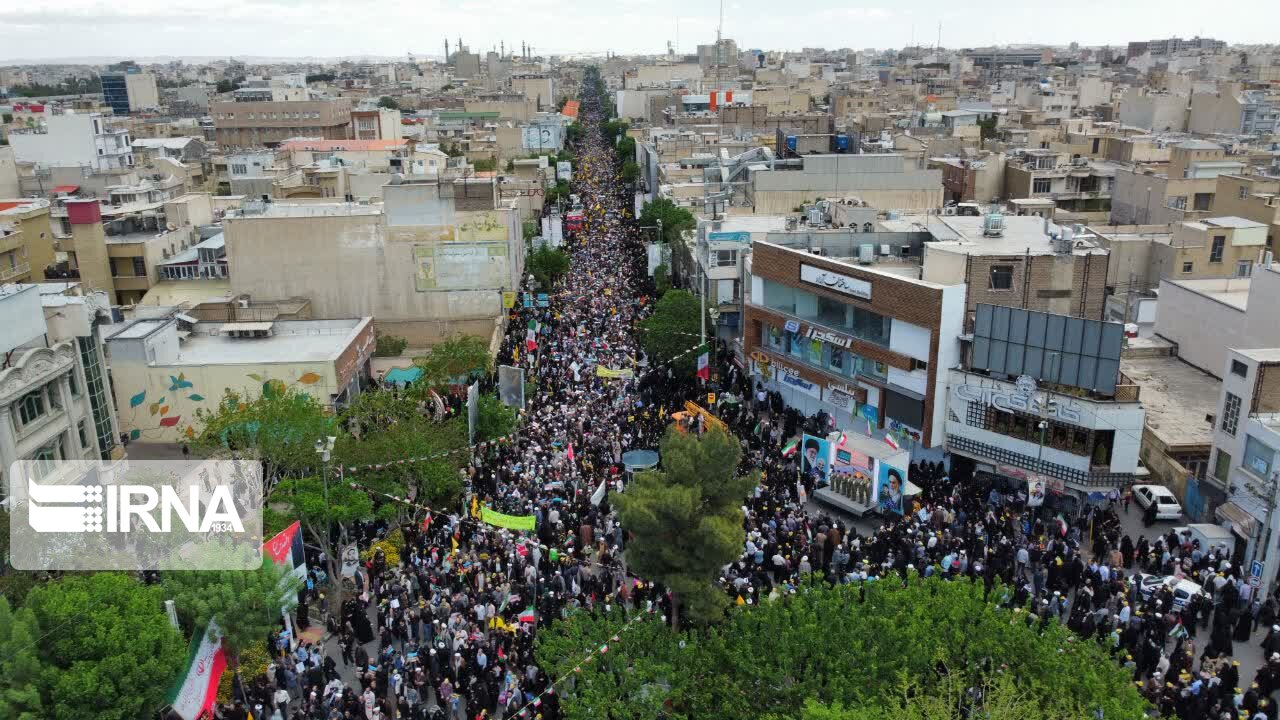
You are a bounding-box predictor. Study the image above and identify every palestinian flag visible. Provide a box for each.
[169,619,227,720]
[518,607,537,623]
[781,438,799,457]
[262,521,306,581]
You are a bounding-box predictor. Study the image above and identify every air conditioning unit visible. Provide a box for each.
[879,244,891,256]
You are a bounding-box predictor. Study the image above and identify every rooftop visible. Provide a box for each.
[280,139,407,152]
[1165,277,1251,311]
[1202,216,1266,230]
[227,202,382,220]
[176,318,368,365]
[924,215,1108,257]
[1120,355,1219,449]
[1236,348,1280,364]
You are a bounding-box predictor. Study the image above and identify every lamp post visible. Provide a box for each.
[314,435,336,504]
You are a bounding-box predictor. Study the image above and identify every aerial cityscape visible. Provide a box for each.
[1,8,1280,719]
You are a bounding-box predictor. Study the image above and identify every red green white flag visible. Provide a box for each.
[169,619,226,720]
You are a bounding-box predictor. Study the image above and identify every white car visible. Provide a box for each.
[1137,574,1207,610]
[1132,484,1183,521]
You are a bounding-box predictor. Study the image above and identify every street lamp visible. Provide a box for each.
[315,435,336,503]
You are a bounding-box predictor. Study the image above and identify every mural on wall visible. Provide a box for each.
[122,368,326,442]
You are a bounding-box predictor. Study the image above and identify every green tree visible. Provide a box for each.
[614,428,755,628]
[527,245,570,288]
[271,476,372,609]
[475,393,518,441]
[473,157,497,172]
[978,116,998,141]
[621,159,640,183]
[192,386,337,490]
[545,179,572,205]
[12,574,185,720]
[565,121,583,145]
[653,263,672,296]
[413,334,492,386]
[535,577,1149,720]
[617,135,636,162]
[505,158,516,172]
[522,220,539,241]
[637,289,706,374]
[374,332,408,357]
[0,599,45,720]
[377,95,399,110]
[639,198,696,246]
[165,557,299,667]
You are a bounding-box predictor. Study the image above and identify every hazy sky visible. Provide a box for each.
[0,0,1273,62]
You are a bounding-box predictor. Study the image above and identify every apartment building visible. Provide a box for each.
[0,284,121,496]
[0,199,55,283]
[351,108,403,140]
[1190,89,1280,136]
[0,146,19,198]
[1211,174,1280,249]
[101,71,159,115]
[1154,262,1280,378]
[935,154,1005,204]
[915,213,1111,319]
[211,97,353,149]
[1110,140,1245,224]
[8,113,134,172]
[743,237,967,449]
[223,177,524,345]
[1004,149,1116,214]
[749,154,942,214]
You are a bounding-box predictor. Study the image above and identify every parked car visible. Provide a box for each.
[1132,484,1183,521]
[1137,573,1207,610]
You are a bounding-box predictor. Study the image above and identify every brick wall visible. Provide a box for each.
[962,252,1109,319]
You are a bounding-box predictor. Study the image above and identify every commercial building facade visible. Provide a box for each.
[743,239,966,450]
[211,98,354,149]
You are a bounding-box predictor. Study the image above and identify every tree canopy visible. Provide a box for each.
[637,289,706,374]
[614,428,755,628]
[164,557,299,662]
[527,245,570,288]
[412,335,492,387]
[377,96,399,109]
[192,385,337,489]
[535,577,1148,720]
[0,574,185,720]
[639,198,695,246]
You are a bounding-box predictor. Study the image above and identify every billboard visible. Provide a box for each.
[498,365,525,410]
[876,460,906,514]
[971,304,1124,395]
[556,161,572,181]
[413,242,511,291]
[831,445,875,505]
[801,434,831,486]
[456,210,509,242]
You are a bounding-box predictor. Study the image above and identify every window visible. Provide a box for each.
[18,389,46,425]
[1193,193,1212,211]
[231,163,247,174]
[713,249,738,268]
[68,372,79,397]
[989,265,1014,290]
[1182,261,1194,273]
[132,257,146,277]
[1032,178,1052,194]
[1236,260,1253,278]
[1091,138,1100,153]
[1239,185,1248,199]
[1221,392,1241,436]
[1214,448,1233,481]
[1210,236,1225,263]
[1231,359,1249,377]
[1244,435,1277,477]
[32,438,63,481]
[911,358,929,372]
[77,420,90,449]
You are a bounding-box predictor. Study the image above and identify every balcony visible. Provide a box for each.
[111,275,152,292]
[0,261,32,282]
[947,435,1132,489]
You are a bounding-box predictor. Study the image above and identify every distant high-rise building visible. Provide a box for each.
[99,70,160,114]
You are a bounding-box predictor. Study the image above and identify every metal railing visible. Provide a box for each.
[0,261,32,281]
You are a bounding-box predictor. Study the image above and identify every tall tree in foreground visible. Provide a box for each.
[637,289,706,374]
[614,427,756,629]
[3,573,185,720]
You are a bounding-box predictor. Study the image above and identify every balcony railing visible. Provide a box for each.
[947,435,1133,489]
[0,261,32,281]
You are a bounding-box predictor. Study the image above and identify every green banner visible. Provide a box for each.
[480,507,537,531]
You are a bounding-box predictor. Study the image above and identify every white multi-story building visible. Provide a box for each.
[0,284,121,498]
[7,113,134,172]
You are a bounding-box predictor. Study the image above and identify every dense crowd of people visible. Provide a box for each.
[210,83,1280,720]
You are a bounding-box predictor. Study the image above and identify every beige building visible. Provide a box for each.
[0,199,56,283]
[125,72,160,112]
[1004,149,1116,215]
[105,316,374,443]
[917,214,1111,319]
[224,178,525,346]
[1109,141,1245,224]
[0,146,19,198]
[1210,174,1280,250]
[211,98,353,149]
[749,154,942,214]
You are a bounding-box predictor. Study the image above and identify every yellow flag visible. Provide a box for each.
[736,595,745,606]
[471,496,479,518]
[451,536,459,557]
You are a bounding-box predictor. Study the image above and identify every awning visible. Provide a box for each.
[1216,501,1259,539]
[175,313,199,325]
[52,184,80,194]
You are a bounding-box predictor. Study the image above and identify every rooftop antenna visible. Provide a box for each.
[501,41,505,57]
[445,39,450,62]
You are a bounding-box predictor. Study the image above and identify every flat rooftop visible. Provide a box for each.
[922,215,1108,257]
[228,203,383,219]
[1166,277,1251,311]
[1120,356,1219,449]
[175,318,367,365]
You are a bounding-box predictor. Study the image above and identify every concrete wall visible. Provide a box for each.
[225,206,522,346]
[8,114,98,168]
[751,154,942,213]
[0,146,19,198]
[1189,93,1242,135]
[1154,278,1249,376]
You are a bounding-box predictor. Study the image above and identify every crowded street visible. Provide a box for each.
[208,81,1280,720]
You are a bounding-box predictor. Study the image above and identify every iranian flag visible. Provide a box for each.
[884,434,900,451]
[695,351,710,380]
[518,607,537,623]
[781,438,799,457]
[169,619,227,720]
